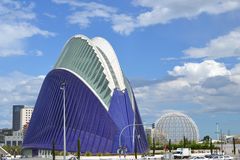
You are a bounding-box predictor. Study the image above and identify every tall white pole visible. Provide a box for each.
[216,122,219,140]
[61,83,66,160]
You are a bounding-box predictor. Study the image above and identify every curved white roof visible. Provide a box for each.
[55,34,127,109]
[92,37,126,91]
[73,34,126,93]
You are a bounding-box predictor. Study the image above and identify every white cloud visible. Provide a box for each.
[0,1,55,57]
[112,14,136,35]
[168,60,230,83]
[43,13,56,18]
[0,71,44,128]
[134,60,240,118]
[53,0,117,28]
[52,0,138,35]
[34,50,44,56]
[52,0,136,35]
[53,0,240,35]
[134,0,240,26]
[0,119,11,127]
[184,28,240,59]
[230,63,240,84]
[160,57,179,61]
[67,9,113,28]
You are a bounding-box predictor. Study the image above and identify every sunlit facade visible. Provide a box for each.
[23,35,148,155]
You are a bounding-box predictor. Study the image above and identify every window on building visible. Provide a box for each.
[18,141,22,146]
[12,141,16,146]
[6,141,11,146]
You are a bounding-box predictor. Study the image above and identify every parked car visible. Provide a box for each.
[190,156,208,160]
[142,155,159,160]
[1,155,12,160]
[173,148,191,159]
[68,156,77,160]
[208,155,224,160]
[223,155,233,160]
[161,153,174,160]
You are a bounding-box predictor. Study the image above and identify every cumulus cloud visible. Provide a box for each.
[0,71,44,128]
[0,1,55,57]
[53,0,240,35]
[52,0,116,27]
[184,28,240,59]
[134,0,240,25]
[52,0,135,35]
[134,60,240,119]
[168,60,230,83]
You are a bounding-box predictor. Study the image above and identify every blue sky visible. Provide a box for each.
[1,0,240,139]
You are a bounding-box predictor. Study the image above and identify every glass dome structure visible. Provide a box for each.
[154,111,199,143]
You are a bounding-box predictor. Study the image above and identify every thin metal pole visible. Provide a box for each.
[119,124,143,148]
[119,123,154,149]
[61,83,66,160]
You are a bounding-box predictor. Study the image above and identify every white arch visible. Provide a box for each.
[92,37,126,90]
[73,35,126,94]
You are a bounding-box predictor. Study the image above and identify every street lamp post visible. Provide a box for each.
[119,123,154,151]
[119,124,144,148]
[118,124,143,159]
[60,82,66,160]
[152,123,155,156]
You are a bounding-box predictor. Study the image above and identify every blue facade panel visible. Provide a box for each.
[23,69,148,154]
[108,89,149,153]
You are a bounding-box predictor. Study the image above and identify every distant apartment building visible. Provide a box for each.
[12,105,25,131]
[20,108,33,130]
[5,130,23,146]
[0,129,12,145]
[3,105,33,146]
[12,105,33,131]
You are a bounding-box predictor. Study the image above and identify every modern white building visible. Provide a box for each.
[5,130,23,146]
[20,107,33,130]
[23,34,148,155]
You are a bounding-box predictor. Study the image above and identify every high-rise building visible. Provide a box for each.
[20,108,33,130]
[12,105,24,131]
[12,105,33,131]
[23,35,148,155]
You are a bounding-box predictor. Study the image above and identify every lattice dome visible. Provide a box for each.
[154,111,199,143]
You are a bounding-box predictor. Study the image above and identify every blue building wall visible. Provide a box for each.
[23,69,148,154]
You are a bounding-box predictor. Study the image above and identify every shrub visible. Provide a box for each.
[85,151,92,156]
[103,152,111,156]
[96,152,103,156]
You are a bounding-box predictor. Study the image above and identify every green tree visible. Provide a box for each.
[52,140,55,160]
[183,136,186,148]
[168,139,172,152]
[152,137,155,156]
[210,138,213,154]
[147,134,152,146]
[233,137,236,155]
[2,145,21,156]
[77,138,81,160]
[202,135,210,143]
